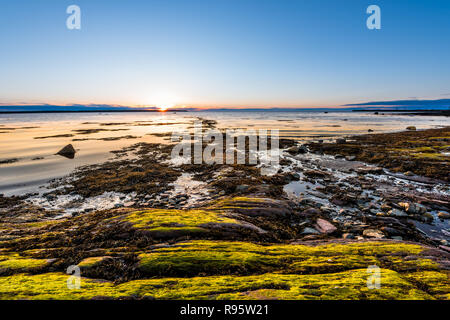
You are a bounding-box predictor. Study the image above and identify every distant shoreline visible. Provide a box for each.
[352,109,449,116]
[0,108,448,115]
[0,109,188,114]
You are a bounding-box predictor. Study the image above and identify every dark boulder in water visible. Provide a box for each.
[56,144,76,159]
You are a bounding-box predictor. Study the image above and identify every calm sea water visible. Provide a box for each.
[0,111,448,196]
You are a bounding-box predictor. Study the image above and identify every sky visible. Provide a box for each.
[1,0,450,109]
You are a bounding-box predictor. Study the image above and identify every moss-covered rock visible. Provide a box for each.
[137,240,441,277]
[0,195,448,300]
[0,267,447,300]
[0,252,49,272]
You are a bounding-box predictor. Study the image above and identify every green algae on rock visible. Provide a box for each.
[0,267,448,300]
[0,252,49,272]
[136,240,440,277]
[0,194,448,300]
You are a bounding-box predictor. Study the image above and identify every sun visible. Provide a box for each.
[157,103,174,112]
[146,92,179,111]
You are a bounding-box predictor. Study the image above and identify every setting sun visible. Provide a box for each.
[146,92,179,111]
[157,103,175,111]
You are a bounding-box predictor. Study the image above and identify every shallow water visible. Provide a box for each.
[0,111,448,196]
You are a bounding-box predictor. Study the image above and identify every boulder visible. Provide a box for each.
[406,126,417,131]
[56,144,76,159]
[336,138,346,144]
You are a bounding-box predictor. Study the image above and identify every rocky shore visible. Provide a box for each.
[0,125,448,300]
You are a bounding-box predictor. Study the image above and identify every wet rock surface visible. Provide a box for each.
[0,125,448,299]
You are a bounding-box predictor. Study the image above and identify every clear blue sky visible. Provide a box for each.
[1,0,449,108]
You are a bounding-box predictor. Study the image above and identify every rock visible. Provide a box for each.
[286,145,308,155]
[299,208,322,217]
[363,229,385,239]
[336,138,346,144]
[303,170,330,178]
[342,233,355,239]
[78,256,113,269]
[124,201,135,207]
[398,202,427,215]
[388,209,408,217]
[302,234,321,240]
[301,227,320,235]
[368,129,374,132]
[236,185,250,192]
[291,173,300,180]
[356,166,383,175]
[438,245,450,253]
[438,212,450,219]
[56,144,76,159]
[406,126,417,131]
[315,218,337,234]
[381,227,402,236]
[334,154,344,159]
[391,236,403,241]
[345,156,356,161]
[404,171,414,176]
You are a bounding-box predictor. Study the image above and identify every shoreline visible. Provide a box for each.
[0,109,187,114]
